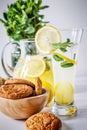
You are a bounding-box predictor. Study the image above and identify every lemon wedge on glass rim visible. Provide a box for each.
[35,24,62,54]
[35,24,77,65]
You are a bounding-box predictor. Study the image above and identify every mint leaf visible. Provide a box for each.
[51,38,73,52]
[60,48,67,52]
[52,38,75,68]
[61,61,74,68]
[53,54,63,61]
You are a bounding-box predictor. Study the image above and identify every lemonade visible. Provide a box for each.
[54,65,75,105]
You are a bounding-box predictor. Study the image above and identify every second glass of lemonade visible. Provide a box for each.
[52,29,83,116]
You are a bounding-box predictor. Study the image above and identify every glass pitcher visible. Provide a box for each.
[13,39,54,87]
[1,38,54,87]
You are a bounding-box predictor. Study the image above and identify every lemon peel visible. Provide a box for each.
[53,51,77,64]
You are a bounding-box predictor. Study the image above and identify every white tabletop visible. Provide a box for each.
[0,77,87,130]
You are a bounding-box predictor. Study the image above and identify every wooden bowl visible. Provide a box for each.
[0,88,49,119]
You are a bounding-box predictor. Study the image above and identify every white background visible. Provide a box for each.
[0,1,87,130]
[0,0,87,79]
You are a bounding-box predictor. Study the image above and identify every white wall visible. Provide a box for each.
[0,0,87,79]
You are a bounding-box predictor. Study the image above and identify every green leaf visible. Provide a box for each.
[3,12,8,20]
[53,54,63,61]
[7,26,14,35]
[0,18,6,24]
[16,1,21,10]
[12,34,23,41]
[50,42,63,50]
[40,5,49,10]
[0,0,49,40]
[61,61,74,68]
[51,38,73,52]
[37,0,42,6]
[60,48,67,52]
[66,38,70,43]
[22,10,28,23]
[25,25,35,34]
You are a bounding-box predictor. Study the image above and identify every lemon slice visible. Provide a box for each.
[53,51,77,64]
[24,59,45,77]
[54,81,74,105]
[42,80,54,104]
[35,25,61,54]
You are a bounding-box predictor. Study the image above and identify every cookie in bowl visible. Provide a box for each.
[5,78,35,88]
[0,78,49,119]
[25,112,62,130]
[0,84,33,99]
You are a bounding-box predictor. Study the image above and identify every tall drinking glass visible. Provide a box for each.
[52,28,83,116]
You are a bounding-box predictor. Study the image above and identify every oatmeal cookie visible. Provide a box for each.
[35,77,42,96]
[5,78,35,88]
[25,112,62,130]
[0,84,33,99]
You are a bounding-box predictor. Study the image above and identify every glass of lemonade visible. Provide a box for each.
[52,28,83,116]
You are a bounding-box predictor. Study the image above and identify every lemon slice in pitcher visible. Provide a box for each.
[25,59,46,77]
[35,25,61,54]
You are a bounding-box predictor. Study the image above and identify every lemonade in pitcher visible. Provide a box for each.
[13,40,54,104]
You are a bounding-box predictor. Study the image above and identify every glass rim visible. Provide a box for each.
[58,28,84,32]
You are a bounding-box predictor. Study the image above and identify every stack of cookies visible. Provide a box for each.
[0,78,42,99]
